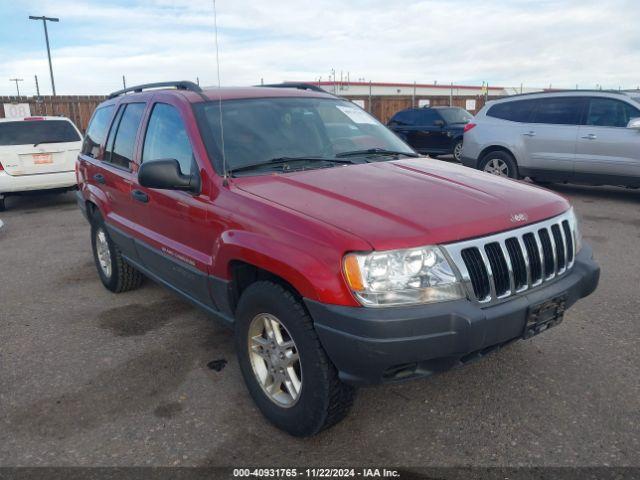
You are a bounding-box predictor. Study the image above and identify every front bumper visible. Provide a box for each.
[306,245,599,386]
[0,170,76,194]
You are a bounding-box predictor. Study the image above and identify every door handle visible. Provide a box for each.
[522,131,536,137]
[93,173,106,184]
[581,134,597,140]
[131,189,149,203]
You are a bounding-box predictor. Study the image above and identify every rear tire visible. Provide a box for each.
[90,214,143,293]
[452,140,463,162]
[0,197,5,212]
[235,281,354,436]
[480,151,519,179]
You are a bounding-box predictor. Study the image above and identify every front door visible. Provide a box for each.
[129,99,217,309]
[575,97,640,180]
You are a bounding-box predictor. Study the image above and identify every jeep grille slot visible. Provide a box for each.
[522,233,543,284]
[444,211,577,305]
[538,228,555,278]
[505,237,527,290]
[485,242,510,297]
[461,248,490,301]
[562,220,574,263]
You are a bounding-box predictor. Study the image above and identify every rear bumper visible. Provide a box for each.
[306,245,599,386]
[0,170,76,194]
[460,155,480,169]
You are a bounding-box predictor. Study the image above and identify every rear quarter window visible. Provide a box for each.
[0,120,81,146]
[82,105,115,157]
[486,99,537,123]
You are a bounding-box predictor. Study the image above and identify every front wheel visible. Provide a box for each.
[480,151,519,179]
[235,281,354,436]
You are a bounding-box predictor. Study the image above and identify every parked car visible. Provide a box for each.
[461,90,640,186]
[0,116,82,211]
[387,106,472,161]
[76,81,599,436]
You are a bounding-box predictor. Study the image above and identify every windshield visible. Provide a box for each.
[438,108,473,124]
[0,120,81,146]
[194,97,415,174]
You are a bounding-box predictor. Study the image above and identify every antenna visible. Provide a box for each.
[212,0,228,185]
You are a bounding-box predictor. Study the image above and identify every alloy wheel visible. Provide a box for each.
[248,313,302,407]
[483,158,510,177]
[95,228,112,278]
[453,142,463,162]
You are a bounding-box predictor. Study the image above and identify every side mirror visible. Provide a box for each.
[138,159,199,192]
[627,118,640,130]
[434,119,445,127]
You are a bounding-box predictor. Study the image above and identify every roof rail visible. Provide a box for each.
[108,81,202,99]
[257,82,329,93]
[501,89,628,100]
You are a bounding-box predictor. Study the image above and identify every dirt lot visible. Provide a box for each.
[1,182,639,467]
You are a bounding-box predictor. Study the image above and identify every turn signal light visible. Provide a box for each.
[463,123,477,133]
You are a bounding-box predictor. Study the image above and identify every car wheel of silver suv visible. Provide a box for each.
[480,151,519,179]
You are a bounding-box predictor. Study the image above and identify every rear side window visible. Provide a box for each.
[142,103,193,175]
[416,109,441,125]
[389,110,419,126]
[530,97,585,125]
[486,100,537,122]
[82,105,114,157]
[586,98,640,128]
[0,120,81,146]
[104,103,145,169]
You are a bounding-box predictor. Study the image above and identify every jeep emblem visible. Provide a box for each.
[510,213,528,223]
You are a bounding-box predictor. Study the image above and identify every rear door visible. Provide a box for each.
[518,96,585,176]
[575,97,640,179]
[92,102,147,258]
[0,118,82,176]
[129,99,216,309]
[412,109,449,152]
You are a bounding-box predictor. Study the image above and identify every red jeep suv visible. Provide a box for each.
[76,81,599,436]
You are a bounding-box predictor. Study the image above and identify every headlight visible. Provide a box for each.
[568,207,582,253]
[343,246,464,307]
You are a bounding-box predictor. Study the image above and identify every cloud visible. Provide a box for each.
[1,0,639,96]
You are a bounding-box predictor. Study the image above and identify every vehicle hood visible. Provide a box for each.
[233,159,570,251]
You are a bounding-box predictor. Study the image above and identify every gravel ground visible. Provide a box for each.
[0,183,638,467]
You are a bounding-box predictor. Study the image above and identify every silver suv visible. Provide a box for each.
[461,90,640,187]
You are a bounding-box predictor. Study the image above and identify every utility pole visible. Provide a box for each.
[29,15,59,96]
[9,78,24,97]
[35,75,41,97]
[122,75,126,89]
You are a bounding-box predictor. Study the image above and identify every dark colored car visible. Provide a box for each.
[387,106,472,161]
[76,81,599,437]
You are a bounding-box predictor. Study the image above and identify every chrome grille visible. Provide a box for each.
[443,211,577,304]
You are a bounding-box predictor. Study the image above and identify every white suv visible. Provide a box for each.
[0,116,82,211]
[461,91,640,187]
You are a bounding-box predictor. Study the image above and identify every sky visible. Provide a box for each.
[1,0,639,96]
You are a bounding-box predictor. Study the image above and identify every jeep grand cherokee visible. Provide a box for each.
[76,81,599,436]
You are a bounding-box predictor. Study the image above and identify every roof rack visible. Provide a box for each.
[257,82,329,93]
[108,81,202,99]
[500,89,628,100]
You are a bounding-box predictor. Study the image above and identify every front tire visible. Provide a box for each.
[90,215,143,293]
[0,196,5,212]
[480,151,519,179]
[235,281,354,436]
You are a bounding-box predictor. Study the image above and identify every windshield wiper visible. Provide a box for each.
[336,148,419,158]
[229,156,355,175]
[33,140,67,147]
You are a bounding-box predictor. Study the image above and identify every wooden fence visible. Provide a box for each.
[1,93,501,133]
[0,95,107,132]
